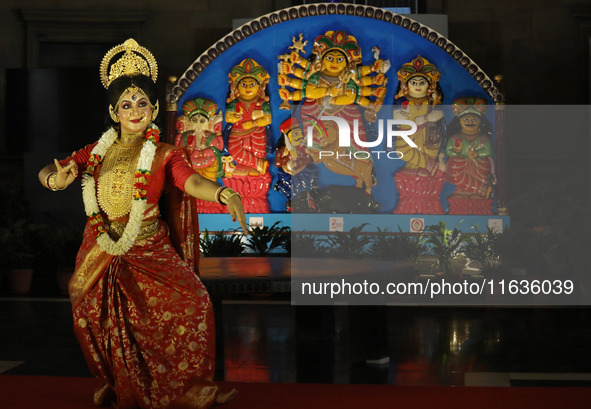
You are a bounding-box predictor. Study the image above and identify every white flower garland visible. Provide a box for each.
[82,125,158,255]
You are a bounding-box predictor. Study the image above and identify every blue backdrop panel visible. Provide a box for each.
[177,13,496,214]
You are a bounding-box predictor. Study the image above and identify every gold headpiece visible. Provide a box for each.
[397,56,440,86]
[312,31,362,65]
[100,39,158,89]
[228,59,270,86]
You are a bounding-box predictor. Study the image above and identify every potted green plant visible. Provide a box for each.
[424,221,470,276]
[369,226,427,263]
[322,223,372,258]
[245,221,291,256]
[3,218,46,294]
[0,187,40,294]
[291,232,326,258]
[462,225,503,277]
[49,224,83,294]
[495,225,540,276]
[200,229,245,257]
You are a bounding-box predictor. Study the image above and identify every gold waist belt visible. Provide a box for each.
[107,219,159,241]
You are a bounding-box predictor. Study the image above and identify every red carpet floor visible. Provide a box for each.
[1,375,591,409]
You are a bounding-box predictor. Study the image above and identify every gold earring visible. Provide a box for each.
[109,105,119,123]
[151,100,160,122]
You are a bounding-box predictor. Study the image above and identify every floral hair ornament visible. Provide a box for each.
[82,124,160,255]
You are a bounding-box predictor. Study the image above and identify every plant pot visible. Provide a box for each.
[452,256,468,276]
[414,255,438,276]
[56,268,75,295]
[462,258,484,277]
[8,268,34,295]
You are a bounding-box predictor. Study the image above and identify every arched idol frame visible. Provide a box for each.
[165,3,506,216]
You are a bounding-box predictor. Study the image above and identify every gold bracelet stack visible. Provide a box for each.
[214,186,225,204]
[46,172,65,191]
[218,187,240,205]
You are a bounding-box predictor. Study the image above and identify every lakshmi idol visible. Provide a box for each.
[223,58,272,213]
[38,39,244,408]
[392,55,447,214]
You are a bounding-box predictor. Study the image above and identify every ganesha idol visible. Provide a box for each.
[223,58,272,213]
[392,55,447,214]
[175,97,224,213]
[445,97,496,215]
[277,31,390,195]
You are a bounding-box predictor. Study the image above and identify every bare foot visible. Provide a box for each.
[215,388,238,405]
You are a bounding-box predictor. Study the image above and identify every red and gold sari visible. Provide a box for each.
[65,142,218,409]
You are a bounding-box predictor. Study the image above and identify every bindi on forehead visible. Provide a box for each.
[121,92,147,102]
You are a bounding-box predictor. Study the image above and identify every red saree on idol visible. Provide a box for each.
[65,142,218,409]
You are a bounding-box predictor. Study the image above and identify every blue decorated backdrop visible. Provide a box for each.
[177,13,496,213]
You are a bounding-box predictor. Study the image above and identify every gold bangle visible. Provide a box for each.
[47,172,65,191]
[219,187,240,205]
[214,186,225,204]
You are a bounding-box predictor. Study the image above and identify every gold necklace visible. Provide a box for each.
[118,132,145,147]
[97,142,144,219]
[406,95,429,105]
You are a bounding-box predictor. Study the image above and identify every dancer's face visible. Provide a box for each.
[117,88,152,135]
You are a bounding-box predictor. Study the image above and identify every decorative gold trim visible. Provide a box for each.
[47,172,65,191]
[108,104,119,122]
[97,142,143,219]
[169,4,504,105]
[219,187,240,205]
[107,219,159,241]
[151,100,160,121]
[100,38,158,89]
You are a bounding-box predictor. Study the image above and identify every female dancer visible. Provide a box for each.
[38,39,244,408]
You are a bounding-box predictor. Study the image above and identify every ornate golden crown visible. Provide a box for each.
[99,39,158,89]
[228,58,269,86]
[312,31,362,65]
[397,55,439,86]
